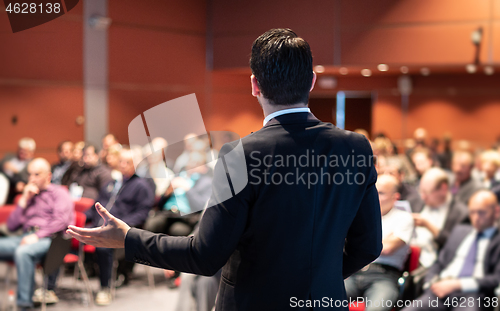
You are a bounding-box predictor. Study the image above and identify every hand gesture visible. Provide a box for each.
[66,202,131,248]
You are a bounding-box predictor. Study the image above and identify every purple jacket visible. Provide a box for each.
[8,184,74,238]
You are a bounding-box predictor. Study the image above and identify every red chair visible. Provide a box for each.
[0,205,16,224]
[74,198,95,213]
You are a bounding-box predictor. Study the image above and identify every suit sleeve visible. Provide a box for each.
[342,140,383,279]
[125,142,250,276]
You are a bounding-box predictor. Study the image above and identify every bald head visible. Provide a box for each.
[468,190,499,232]
[28,158,51,173]
[419,168,450,207]
[27,158,52,190]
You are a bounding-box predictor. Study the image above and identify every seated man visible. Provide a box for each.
[0,137,36,203]
[0,158,74,310]
[62,143,112,200]
[402,190,500,311]
[51,140,74,185]
[450,151,483,206]
[85,147,154,305]
[345,174,414,311]
[411,168,469,268]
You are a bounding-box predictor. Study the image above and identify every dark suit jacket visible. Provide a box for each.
[425,224,500,296]
[412,197,469,249]
[86,174,154,228]
[125,112,383,310]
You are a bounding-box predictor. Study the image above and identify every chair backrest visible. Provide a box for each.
[408,245,421,272]
[43,232,72,275]
[71,211,87,250]
[74,198,95,213]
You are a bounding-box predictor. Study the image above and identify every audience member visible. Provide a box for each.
[51,140,74,185]
[479,150,500,189]
[411,148,435,184]
[145,151,212,236]
[402,190,500,311]
[140,137,174,198]
[345,175,414,311]
[450,151,483,206]
[0,137,36,203]
[0,158,74,310]
[378,156,422,210]
[62,144,112,200]
[105,143,123,182]
[411,168,469,268]
[437,134,453,170]
[0,172,8,206]
[84,148,155,305]
[173,133,200,173]
[99,133,119,166]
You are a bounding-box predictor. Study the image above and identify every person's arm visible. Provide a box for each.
[68,142,251,276]
[7,205,24,232]
[380,233,406,256]
[343,149,383,279]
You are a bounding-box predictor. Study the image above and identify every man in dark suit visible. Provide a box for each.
[85,147,155,305]
[403,190,500,311]
[67,28,382,310]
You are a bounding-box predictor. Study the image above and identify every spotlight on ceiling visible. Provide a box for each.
[377,64,389,72]
[339,67,349,75]
[361,69,372,77]
[400,66,409,74]
[314,65,325,73]
[465,64,477,74]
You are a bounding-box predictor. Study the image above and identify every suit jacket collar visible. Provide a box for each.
[263,112,322,128]
[484,226,500,269]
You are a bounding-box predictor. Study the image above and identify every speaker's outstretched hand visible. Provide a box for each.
[66,202,131,248]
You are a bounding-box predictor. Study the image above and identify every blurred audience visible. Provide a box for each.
[402,190,500,311]
[0,137,36,203]
[105,143,123,182]
[345,175,414,311]
[99,134,119,166]
[377,156,422,210]
[0,158,74,309]
[450,151,483,206]
[145,151,212,236]
[51,140,74,185]
[411,168,469,268]
[411,148,436,184]
[85,147,155,305]
[62,144,112,200]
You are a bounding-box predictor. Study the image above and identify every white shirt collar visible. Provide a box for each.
[263,108,311,126]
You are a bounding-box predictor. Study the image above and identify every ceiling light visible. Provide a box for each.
[420,67,430,76]
[377,64,389,72]
[361,69,372,77]
[339,67,349,75]
[400,66,409,74]
[314,65,325,73]
[465,64,477,74]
